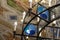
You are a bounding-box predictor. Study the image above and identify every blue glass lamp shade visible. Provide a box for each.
[40,13,47,19]
[38,6,49,19]
[24,24,36,35]
[38,6,45,13]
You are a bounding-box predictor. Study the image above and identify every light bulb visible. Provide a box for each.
[49,0,52,6]
[14,21,17,26]
[23,11,26,19]
[29,0,32,3]
[26,36,29,39]
[14,21,17,31]
[52,15,56,24]
[52,15,55,18]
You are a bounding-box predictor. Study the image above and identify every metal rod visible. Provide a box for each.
[15,33,60,40]
[21,4,60,40]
